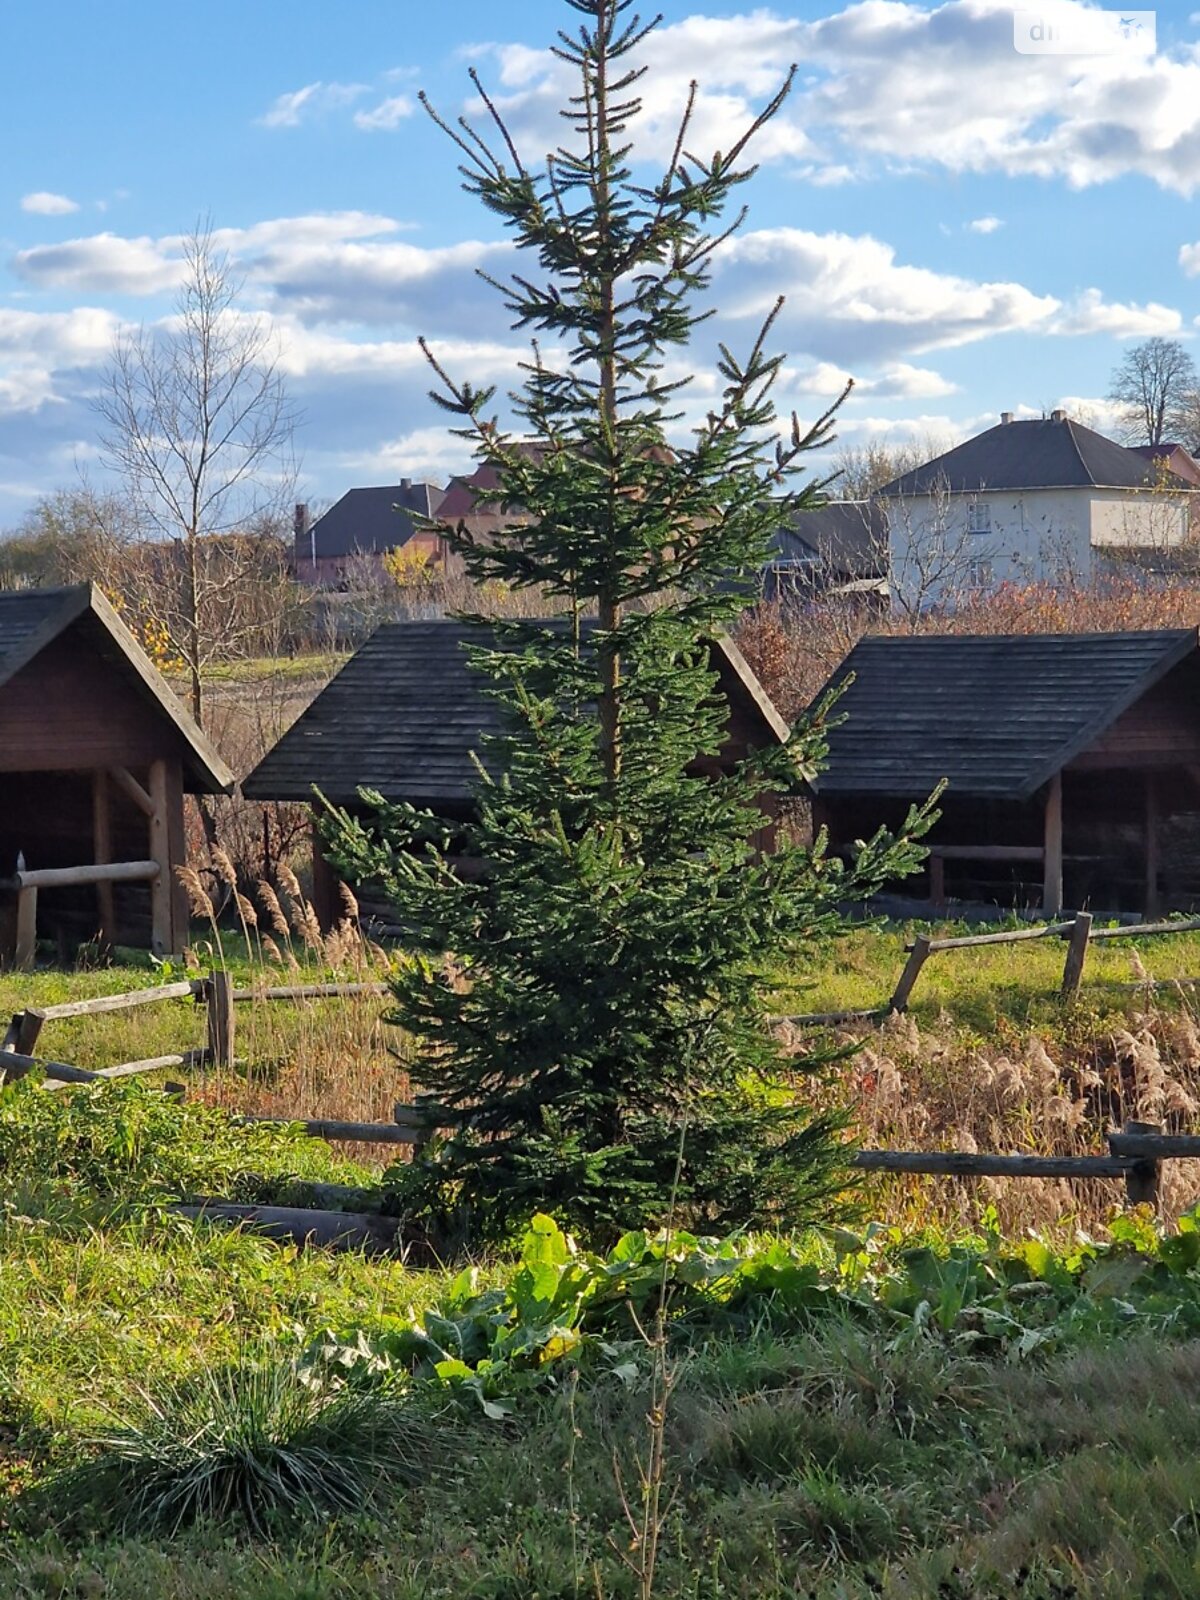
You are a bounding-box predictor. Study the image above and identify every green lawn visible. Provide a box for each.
[3,1190,1200,1597]
[4,923,1200,1597]
[775,918,1200,1036]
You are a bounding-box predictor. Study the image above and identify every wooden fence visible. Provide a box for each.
[777,912,1200,1030]
[4,964,1200,1250]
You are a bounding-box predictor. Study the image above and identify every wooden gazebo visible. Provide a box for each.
[0,584,233,962]
[809,629,1200,917]
[244,617,790,929]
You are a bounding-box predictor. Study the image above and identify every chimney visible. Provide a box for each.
[1000,411,1013,425]
[400,477,412,493]
[1051,408,1067,423]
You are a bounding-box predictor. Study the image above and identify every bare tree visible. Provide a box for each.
[831,433,955,500]
[885,475,1000,625]
[1107,337,1199,447]
[0,485,136,591]
[94,223,299,726]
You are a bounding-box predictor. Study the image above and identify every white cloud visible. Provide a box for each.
[787,358,957,400]
[258,81,367,129]
[796,0,1200,194]
[453,3,1200,194]
[966,216,1003,234]
[333,425,483,482]
[0,306,123,418]
[713,227,1059,360]
[1052,288,1182,337]
[13,232,190,295]
[868,363,959,400]
[785,361,856,396]
[0,306,121,363]
[833,411,974,446]
[1181,240,1200,276]
[354,95,415,131]
[13,212,408,298]
[21,191,80,216]
[1053,395,1129,434]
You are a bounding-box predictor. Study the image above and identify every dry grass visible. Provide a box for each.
[791,985,1200,1234]
[11,884,1200,1222]
[172,866,413,1151]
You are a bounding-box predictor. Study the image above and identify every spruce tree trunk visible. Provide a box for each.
[595,0,621,791]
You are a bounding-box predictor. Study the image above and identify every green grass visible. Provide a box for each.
[3,1196,1200,1595]
[8,1312,1200,1597]
[183,652,347,686]
[779,918,1200,1036]
[7,915,1200,1082]
[5,924,1200,1595]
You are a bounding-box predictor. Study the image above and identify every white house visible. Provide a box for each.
[879,411,1197,611]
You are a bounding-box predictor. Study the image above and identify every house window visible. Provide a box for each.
[967,557,993,590]
[967,499,991,534]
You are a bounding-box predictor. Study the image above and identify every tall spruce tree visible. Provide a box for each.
[324,0,935,1244]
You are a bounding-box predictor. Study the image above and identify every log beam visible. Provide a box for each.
[108,766,154,817]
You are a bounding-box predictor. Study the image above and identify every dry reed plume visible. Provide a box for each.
[794,996,1200,1232]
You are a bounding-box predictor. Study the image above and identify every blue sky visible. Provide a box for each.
[3,0,1200,523]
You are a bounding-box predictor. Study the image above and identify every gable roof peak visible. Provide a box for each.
[0,582,232,793]
[877,412,1160,497]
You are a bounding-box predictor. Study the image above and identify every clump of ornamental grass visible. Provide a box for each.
[56,1358,441,1536]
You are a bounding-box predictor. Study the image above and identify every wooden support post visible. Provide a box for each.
[12,1010,43,1056]
[147,760,172,957]
[14,886,37,970]
[929,853,946,910]
[889,934,931,1013]
[206,970,235,1068]
[310,819,340,933]
[91,769,116,946]
[166,763,189,951]
[1060,910,1093,998]
[1122,1118,1163,1209]
[1043,771,1063,916]
[1145,770,1160,921]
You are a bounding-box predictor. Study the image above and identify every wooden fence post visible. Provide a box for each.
[1060,911,1093,997]
[1122,1118,1163,1208]
[206,970,235,1069]
[889,934,932,1014]
[14,886,37,970]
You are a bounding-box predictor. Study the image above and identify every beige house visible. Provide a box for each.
[880,412,1197,609]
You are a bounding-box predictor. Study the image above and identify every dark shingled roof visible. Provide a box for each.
[309,482,446,560]
[244,618,788,808]
[809,629,1199,801]
[0,588,70,672]
[770,501,887,579]
[879,417,1161,497]
[0,584,233,793]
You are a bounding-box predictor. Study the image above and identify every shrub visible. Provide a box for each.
[0,1079,363,1202]
[58,1358,438,1535]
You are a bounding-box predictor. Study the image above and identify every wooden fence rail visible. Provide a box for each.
[778,911,1200,1030]
[1,968,1194,1222]
[212,1105,1178,1211]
